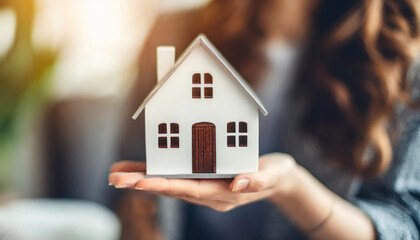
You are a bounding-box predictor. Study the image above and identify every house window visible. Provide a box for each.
[158,123,179,148]
[227,121,248,147]
[192,73,213,98]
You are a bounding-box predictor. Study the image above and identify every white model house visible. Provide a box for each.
[132,34,268,178]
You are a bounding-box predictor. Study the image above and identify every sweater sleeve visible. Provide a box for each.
[352,112,420,240]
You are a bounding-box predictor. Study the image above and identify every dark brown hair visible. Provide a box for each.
[299,0,420,176]
[193,0,420,176]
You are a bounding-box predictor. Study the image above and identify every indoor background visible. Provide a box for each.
[0,0,208,239]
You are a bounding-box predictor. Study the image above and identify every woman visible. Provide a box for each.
[110,0,420,239]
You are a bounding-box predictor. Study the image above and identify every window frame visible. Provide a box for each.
[158,123,180,148]
[227,121,248,147]
[192,73,213,99]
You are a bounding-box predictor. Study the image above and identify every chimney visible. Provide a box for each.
[157,46,175,82]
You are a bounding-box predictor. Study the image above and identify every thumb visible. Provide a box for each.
[230,172,267,193]
[229,153,296,193]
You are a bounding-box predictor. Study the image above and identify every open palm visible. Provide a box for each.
[109,153,296,212]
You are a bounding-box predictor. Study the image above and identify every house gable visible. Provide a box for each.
[132,34,268,119]
[147,42,259,117]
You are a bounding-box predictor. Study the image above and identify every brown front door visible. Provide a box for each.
[192,122,216,173]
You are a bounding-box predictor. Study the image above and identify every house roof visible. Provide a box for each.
[132,34,268,119]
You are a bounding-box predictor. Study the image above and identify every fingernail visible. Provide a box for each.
[134,186,147,190]
[115,184,130,189]
[233,178,249,192]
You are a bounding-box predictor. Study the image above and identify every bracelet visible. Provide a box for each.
[307,197,337,234]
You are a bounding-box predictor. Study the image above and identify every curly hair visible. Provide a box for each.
[298,0,420,176]
[193,0,420,177]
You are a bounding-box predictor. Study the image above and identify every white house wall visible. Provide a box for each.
[145,44,259,175]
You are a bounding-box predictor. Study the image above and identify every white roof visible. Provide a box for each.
[132,34,268,119]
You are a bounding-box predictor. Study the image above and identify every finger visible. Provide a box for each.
[135,178,231,199]
[110,161,146,173]
[230,173,266,193]
[109,172,124,185]
[110,172,145,188]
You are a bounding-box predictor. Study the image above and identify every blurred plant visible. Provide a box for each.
[0,0,57,192]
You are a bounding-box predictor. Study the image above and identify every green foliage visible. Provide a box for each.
[0,0,58,191]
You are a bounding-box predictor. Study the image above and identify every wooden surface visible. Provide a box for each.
[192,122,216,173]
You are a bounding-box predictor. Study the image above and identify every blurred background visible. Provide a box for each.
[0,0,208,239]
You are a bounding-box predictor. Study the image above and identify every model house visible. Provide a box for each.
[132,34,268,178]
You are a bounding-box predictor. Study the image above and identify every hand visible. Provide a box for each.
[109,153,296,212]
